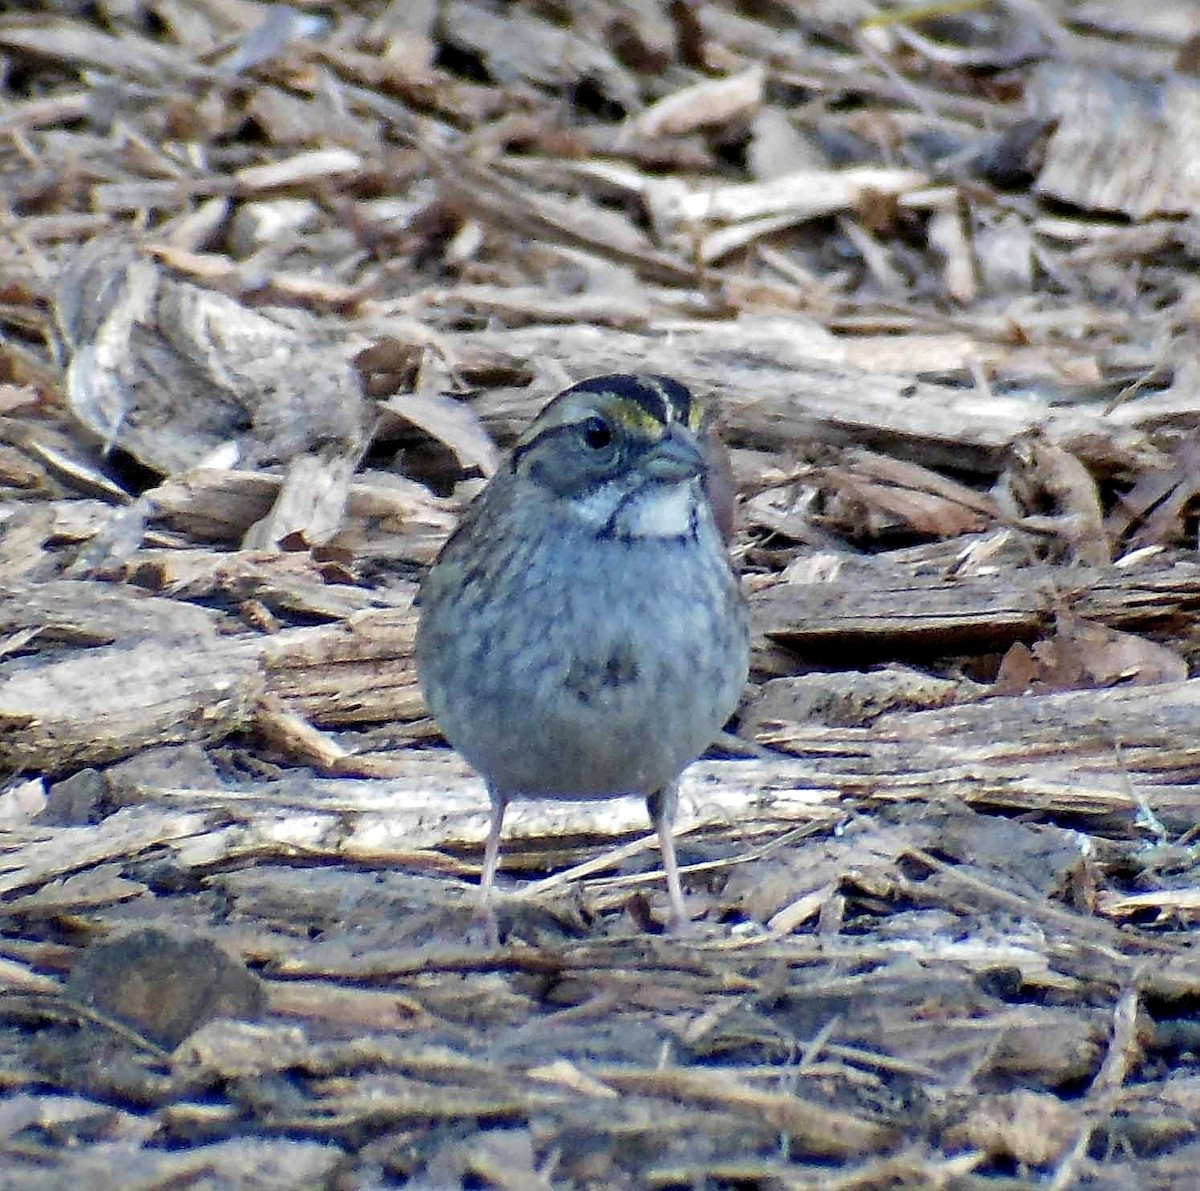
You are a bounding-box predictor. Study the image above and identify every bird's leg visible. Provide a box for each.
[475,791,508,946]
[646,784,690,929]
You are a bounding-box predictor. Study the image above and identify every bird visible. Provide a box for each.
[416,373,749,937]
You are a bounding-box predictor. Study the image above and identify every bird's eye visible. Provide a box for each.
[582,416,613,450]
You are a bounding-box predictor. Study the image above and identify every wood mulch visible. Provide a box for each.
[2,1,1200,1186]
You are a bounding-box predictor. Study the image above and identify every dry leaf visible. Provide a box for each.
[994,612,1187,694]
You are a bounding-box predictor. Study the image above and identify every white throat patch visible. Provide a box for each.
[620,482,697,539]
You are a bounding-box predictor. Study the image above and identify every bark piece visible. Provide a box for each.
[55,238,371,548]
[67,927,266,1049]
[1032,63,1200,219]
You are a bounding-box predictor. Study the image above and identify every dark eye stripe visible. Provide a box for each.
[512,420,605,471]
[514,375,706,474]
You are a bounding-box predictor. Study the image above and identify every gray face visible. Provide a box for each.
[509,374,711,541]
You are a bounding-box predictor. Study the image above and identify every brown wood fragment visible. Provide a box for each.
[1032,64,1200,218]
[0,808,212,896]
[752,558,1200,660]
[0,633,265,773]
[595,1067,895,1156]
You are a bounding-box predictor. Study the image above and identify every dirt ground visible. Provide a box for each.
[2,1,1200,1187]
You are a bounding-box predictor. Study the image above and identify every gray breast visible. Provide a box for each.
[421,512,748,801]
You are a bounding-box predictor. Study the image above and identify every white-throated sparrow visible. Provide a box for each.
[417,374,749,934]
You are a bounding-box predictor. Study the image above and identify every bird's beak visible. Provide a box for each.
[641,424,706,482]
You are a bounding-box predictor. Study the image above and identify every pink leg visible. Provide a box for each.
[647,785,690,929]
[474,793,507,945]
